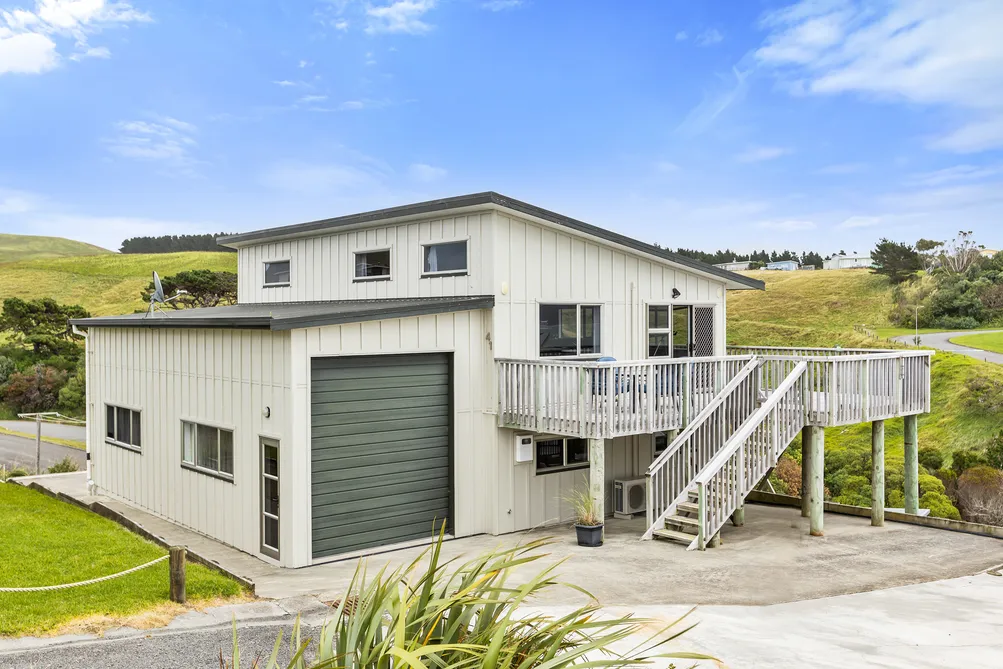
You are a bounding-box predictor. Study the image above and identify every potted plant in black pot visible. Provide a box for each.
[566,483,603,547]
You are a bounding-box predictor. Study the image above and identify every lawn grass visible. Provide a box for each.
[0,252,237,316]
[950,331,1003,355]
[0,233,110,264]
[0,483,246,637]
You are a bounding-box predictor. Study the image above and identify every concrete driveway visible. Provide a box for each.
[891,330,1003,364]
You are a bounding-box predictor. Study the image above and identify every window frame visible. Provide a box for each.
[652,431,670,460]
[534,436,590,475]
[420,239,469,278]
[105,403,142,453]
[353,247,393,283]
[262,259,291,288]
[260,436,280,560]
[538,302,603,359]
[180,419,236,482]
[647,303,675,359]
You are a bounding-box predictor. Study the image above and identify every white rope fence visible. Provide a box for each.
[0,555,169,593]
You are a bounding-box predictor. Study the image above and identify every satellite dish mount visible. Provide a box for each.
[147,271,188,316]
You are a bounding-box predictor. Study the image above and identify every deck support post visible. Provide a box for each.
[588,438,605,534]
[800,425,813,518]
[731,504,745,527]
[903,414,919,515]
[871,420,885,527]
[808,425,825,537]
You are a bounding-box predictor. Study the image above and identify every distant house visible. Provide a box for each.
[713,260,753,271]
[765,260,799,271]
[823,254,874,270]
[980,249,998,259]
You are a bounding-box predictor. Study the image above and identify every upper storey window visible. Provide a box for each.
[263,260,290,287]
[422,241,467,277]
[355,249,392,281]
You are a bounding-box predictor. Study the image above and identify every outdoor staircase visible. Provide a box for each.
[644,358,809,550]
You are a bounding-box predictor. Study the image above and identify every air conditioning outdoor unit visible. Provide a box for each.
[613,478,647,519]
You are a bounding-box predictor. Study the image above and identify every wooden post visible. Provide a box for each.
[808,426,824,537]
[169,546,187,604]
[588,439,605,536]
[903,414,919,515]
[871,420,885,527]
[800,425,812,518]
[731,504,745,527]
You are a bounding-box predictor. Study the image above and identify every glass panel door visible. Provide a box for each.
[672,305,692,358]
[261,438,280,559]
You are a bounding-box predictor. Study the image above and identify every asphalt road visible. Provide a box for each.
[0,622,321,669]
[892,329,1003,365]
[0,432,86,473]
[0,420,86,442]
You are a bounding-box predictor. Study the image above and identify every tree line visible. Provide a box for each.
[672,247,827,269]
[119,233,237,254]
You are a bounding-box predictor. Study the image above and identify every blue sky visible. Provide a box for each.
[2,0,1002,255]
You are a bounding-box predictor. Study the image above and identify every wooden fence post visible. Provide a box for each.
[169,546,186,604]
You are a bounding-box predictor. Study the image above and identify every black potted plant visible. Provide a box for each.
[567,484,603,547]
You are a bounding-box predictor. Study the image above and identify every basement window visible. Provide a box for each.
[105,405,141,452]
[535,437,589,475]
[263,260,290,287]
[354,249,392,281]
[182,421,234,480]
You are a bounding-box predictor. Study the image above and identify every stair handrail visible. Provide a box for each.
[690,361,808,550]
[642,357,761,540]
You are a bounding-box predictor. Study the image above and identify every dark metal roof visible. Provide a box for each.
[70,296,495,331]
[217,192,764,291]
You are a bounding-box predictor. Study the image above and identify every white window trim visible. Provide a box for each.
[181,419,235,482]
[262,258,291,288]
[534,436,590,476]
[105,403,142,453]
[537,302,603,359]
[646,303,677,359]
[420,238,470,278]
[353,246,393,282]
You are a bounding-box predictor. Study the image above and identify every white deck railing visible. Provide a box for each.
[496,355,755,439]
[642,358,761,539]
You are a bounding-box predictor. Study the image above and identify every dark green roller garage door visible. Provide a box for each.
[311,353,452,559]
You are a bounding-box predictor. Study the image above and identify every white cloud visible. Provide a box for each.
[298,59,312,68]
[298,94,328,103]
[260,161,389,194]
[756,0,1003,153]
[735,145,792,163]
[757,219,816,231]
[696,28,723,46]
[816,162,866,175]
[105,116,200,173]
[0,189,37,214]
[0,0,150,75]
[364,50,376,65]
[408,163,446,183]
[838,215,883,229]
[481,0,522,11]
[908,164,1002,187]
[365,0,436,35]
[333,19,348,31]
[675,31,687,41]
[677,66,750,135]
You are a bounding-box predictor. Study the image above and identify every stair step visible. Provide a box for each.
[665,514,699,529]
[652,528,695,545]
[677,501,699,514]
[687,490,699,501]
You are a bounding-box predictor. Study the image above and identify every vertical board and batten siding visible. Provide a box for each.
[490,211,727,532]
[287,309,496,565]
[236,212,494,304]
[87,327,291,559]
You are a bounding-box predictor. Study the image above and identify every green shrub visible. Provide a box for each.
[47,457,79,474]
[918,446,944,472]
[57,359,85,416]
[0,355,15,385]
[920,491,962,520]
[986,431,1003,470]
[2,364,67,414]
[831,475,871,507]
[919,473,946,496]
[0,466,30,481]
[888,490,905,507]
[951,449,987,476]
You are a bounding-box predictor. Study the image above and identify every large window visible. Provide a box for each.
[106,405,141,451]
[648,305,691,358]
[182,421,234,480]
[539,304,601,357]
[354,249,391,281]
[536,437,589,474]
[422,241,468,276]
[263,260,290,286]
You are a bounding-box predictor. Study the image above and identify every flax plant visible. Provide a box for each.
[224,530,711,669]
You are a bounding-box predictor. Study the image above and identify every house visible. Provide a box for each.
[765,260,799,271]
[823,254,874,270]
[713,260,752,272]
[71,192,932,567]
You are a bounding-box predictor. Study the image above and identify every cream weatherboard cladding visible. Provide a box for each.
[236,212,494,304]
[86,327,291,559]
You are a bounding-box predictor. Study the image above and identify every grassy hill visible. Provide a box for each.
[727,268,1003,482]
[0,233,110,264]
[0,252,237,316]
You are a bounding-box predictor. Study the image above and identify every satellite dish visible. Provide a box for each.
[152,271,166,304]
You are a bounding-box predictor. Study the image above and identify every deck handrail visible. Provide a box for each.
[691,361,809,550]
[642,357,761,540]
